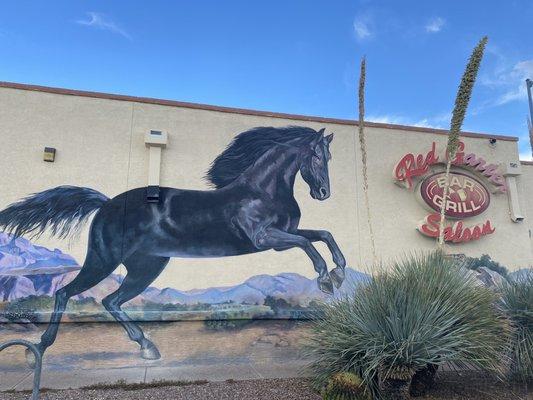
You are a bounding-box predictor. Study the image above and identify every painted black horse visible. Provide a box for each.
[0,126,348,360]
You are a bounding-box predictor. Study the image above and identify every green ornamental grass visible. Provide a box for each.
[499,272,533,381]
[306,252,511,398]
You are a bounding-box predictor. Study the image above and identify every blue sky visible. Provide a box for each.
[1,1,532,159]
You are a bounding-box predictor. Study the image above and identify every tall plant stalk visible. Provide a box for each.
[438,37,488,249]
[358,57,377,262]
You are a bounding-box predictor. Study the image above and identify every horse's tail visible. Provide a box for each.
[0,185,109,239]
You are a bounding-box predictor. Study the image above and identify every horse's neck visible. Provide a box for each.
[241,146,300,198]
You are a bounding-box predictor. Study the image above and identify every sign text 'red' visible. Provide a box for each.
[393,141,506,193]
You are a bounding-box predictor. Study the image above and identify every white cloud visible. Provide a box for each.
[76,12,131,40]
[365,114,403,124]
[425,17,445,33]
[353,15,373,40]
[519,124,533,161]
[479,48,533,108]
[493,60,533,106]
[366,112,451,129]
[520,151,532,161]
[515,122,533,161]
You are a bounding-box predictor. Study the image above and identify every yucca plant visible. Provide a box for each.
[499,272,533,382]
[306,252,511,400]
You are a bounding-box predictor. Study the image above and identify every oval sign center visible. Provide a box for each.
[419,171,490,219]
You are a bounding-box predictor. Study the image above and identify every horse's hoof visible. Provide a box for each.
[141,343,161,360]
[25,348,37,369]
[318,276,334,295]
[330,267,345,289]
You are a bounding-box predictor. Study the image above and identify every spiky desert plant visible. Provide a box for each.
[438,37,488,249]
[358,57,377,263]
[499,272,533,382]
[322,372,371,400]
[306,252,511,399]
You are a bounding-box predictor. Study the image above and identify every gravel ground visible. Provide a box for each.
[420,372,531,400]
[0,378,320,400]
[0,374,531,400]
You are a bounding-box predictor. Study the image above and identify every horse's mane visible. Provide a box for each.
[206,126,319,189]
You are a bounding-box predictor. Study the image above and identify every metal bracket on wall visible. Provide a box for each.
[0,339,42,400]
[503,162,524,222]
[144,130,168,204]
[146,185,160,203]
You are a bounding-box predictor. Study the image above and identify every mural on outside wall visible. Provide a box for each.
[0,126,368,361]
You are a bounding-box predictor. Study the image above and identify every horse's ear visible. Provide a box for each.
[310,130,324,147]
[325,133,334,144]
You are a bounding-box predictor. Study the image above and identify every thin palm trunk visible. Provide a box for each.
[358,57,378,262]
[438,37,488,249]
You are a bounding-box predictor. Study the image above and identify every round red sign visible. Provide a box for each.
[419,171,490,219]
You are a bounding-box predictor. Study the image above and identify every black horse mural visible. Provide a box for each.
[0,126,348,361]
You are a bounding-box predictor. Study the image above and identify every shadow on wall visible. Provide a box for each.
[0,232,369,323]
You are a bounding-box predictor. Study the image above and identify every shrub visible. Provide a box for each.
[2,295,54,323]
[467,254,509,279]
[499,272,533,381]
[306,252,511,399]
[5,295,54,312]
[1,309,39,324]
[203,311,252,331]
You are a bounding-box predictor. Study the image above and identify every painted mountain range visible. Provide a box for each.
[0,232,368,305]
[141,268,367,306]
[0,232,79,276]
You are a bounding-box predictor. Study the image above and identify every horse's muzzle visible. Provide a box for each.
[311,187,330,200]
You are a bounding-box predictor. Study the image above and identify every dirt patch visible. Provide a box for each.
[1,373,531,400]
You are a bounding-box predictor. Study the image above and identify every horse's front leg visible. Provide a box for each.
[296,229,346,288]
[253,228,334,294]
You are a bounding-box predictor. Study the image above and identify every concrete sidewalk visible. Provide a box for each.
[0,320,311,391]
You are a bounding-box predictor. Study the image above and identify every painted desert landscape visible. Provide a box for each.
[0,232,368,323]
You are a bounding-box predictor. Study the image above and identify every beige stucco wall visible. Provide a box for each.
[0,85,531,291]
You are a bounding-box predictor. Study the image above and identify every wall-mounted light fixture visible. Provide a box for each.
[43,147,56,162]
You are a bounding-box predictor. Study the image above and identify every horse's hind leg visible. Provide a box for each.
[102,253,169,360]
[28,248,119,364]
